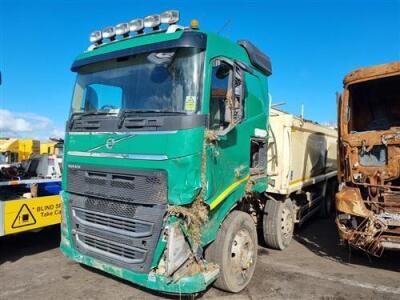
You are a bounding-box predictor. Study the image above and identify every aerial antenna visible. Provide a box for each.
[218,19,231,35]
[300,103,304,120]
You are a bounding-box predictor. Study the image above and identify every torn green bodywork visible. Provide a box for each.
[60,241,219,294]
[61,28,270,294]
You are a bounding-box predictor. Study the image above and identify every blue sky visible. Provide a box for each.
[0,0,399,139]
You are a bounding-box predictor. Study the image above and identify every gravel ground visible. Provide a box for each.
[1,216,399,300]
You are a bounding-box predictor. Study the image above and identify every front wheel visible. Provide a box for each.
[205,211,257,293]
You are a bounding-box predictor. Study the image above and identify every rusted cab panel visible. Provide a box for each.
[336,61,400,256]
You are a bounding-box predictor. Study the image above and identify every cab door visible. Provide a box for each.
[205,58,248,208]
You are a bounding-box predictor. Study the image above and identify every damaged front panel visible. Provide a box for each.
[336,62,400,255]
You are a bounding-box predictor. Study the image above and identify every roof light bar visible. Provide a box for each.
[102,26,116,40]
[144,14,161,29]
[160,10,179,24]
[90,31,102,44]
[88,10,182,47]
[115,23,129,37]
[129,18,144,33]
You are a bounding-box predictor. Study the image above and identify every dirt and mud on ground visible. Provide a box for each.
[1,216,400,300]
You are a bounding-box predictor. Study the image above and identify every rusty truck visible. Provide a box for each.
[336,61,400,256]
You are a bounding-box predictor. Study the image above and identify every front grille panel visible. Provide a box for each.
[69,192,166,273]
[83,197,138,218]
[66,164,167,205]
[76,232,146,264]
[73,207,153,238]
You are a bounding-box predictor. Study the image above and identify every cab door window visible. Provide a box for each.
[209,59,244,133]
[209,62,233,130]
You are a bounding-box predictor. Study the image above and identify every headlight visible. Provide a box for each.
[102,26,116,40]
[89,31,102,44]
[144,14,161,29]
[165,222,191,276]
[129,18,144,33]
[160,10,179,24]
[115,23,129,37]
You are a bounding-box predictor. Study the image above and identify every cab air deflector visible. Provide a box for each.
[237,40,272,76]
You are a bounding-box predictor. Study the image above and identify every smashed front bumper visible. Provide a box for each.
[336,186,400,256]
[60,196,219,294]
[60,238,219,294]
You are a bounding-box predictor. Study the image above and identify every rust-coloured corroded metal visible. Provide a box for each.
[336,187,371,217]
[336,61,400,255]
[343,61,400,85]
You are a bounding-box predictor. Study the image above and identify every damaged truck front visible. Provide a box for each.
[336,62,400,256]
[60,11,272,294]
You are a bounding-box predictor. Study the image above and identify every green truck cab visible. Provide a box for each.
[61,11,271,294]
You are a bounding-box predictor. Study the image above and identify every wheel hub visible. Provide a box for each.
[281,207,293,238]
[231,229,254,273]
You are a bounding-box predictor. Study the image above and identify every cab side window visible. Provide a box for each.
[209,62,233,130]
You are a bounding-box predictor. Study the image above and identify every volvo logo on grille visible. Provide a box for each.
[105,138,115,149]
[68,164,81,169]
[88,134,136,152]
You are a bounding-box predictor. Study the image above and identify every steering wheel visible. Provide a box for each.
[100,104,117,110]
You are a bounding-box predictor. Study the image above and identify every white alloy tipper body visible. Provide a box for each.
[261,108,337,250]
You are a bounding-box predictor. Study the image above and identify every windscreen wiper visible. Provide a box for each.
[118,109,187,128]
[81,110,116,117]
[68,111,116,129]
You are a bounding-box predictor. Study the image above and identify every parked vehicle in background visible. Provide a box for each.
[0,140,63,237]
[40,138,64,170]
[264,108,337,250]
[40,141,57,155]
[0,138,40,167]
[60,11,337,295]
[336,61,400,256]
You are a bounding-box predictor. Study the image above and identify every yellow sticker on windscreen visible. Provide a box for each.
[184,96,197,112]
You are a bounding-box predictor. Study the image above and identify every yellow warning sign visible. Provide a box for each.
[12,204,36,228]
[184,96,197,112]
[4,195,62,235]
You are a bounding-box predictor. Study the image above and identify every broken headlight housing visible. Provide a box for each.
[165,222,191,276]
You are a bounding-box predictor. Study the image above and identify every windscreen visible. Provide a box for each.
[70,48,204,115]
[348,75,400,132]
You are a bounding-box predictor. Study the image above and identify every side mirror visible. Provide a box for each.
[215,63,230,79]
[84,86,98,112]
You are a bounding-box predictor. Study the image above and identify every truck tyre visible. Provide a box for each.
[205,210,257,293]
[320,180,336,218]
[263,198,294,250]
